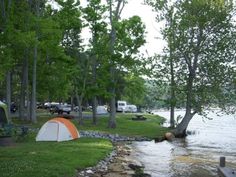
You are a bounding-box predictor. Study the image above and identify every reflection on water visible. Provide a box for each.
[132,110,236,177]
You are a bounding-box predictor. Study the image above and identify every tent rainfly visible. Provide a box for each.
[36,118,79,142]
[0,101,9,125]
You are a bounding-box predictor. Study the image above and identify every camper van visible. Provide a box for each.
[117,101,127,112]
[117,100,137,113]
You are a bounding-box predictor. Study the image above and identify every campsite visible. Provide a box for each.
[1,0,236,176]
[0,104,167,177]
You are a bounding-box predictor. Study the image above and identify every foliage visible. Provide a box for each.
[0,0,148,126]
[143,80,169,109]
[121,74,146,106]
[147,0,236,135]
[0,124,16,137]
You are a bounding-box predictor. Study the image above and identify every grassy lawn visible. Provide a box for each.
[4,112,168,177]
[0,137,112,177]
[12,112,168,138]
[74,113,168,139]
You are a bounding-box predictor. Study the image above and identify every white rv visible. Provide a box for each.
[117,100,137,113]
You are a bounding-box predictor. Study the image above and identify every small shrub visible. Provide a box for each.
[0,123,16,137]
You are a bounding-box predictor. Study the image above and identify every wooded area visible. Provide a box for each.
[1,0,236,136]
[0,0,147,126]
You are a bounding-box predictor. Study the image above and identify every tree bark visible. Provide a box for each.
[91,55,98,125]
[75,90,83,125]
[108,90,116,128]
[92,96,97,125]
[0,0,6,22]
[6,71,11,120]
[19,57,27,120]
[25,56,30,121]
[30,0,40,123]
[107,0,124,128]
[169,50,175,128]
[173,111,194,137]
[168,8,176,128]
[174,73,195,137]
[70,95,74,112]
[30,45,37,123]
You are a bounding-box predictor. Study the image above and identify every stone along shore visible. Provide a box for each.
[77,131,151,177]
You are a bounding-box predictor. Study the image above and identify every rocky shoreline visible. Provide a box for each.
[77,131,152,177]
[79,131,151,142]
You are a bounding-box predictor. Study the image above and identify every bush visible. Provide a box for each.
[0,124,16,137]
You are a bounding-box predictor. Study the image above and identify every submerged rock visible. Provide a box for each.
[165,132,175,141]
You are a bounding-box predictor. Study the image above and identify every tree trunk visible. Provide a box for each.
[108,25,116,128]
[19,52,28,120]
[170,55,175,128]
[107,0,124,129]
[170,105,175,128]
[108,89,116,128]
[174,73,195,137]
[30,0,40,123]
[173,111,194,137]
[70,95,74,111]
[6,71,11,120]
[30,45,37,123]
[168,10,176,128]
[92,96,97,125]
[19,60,26,120]
[0,0,6,21]
[75,90,83,125]
[91,55,98,125]
[25,57,30,121]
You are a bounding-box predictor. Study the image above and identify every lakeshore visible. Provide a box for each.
[0,113,166,177]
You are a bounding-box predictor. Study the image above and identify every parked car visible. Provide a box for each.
[36,102,44,109]
[125,104,137,113]
[50,104,71,114]
[73,106,86,112]
[10,103,17,113]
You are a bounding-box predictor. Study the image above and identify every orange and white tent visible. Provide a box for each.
[36,118,79,142]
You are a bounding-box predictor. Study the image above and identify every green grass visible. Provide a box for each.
[5,113,168,177]
[0,137,112,177]
[74,113,168,138]
[12,113,168,138]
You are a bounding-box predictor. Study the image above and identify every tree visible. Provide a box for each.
[106,0,126,128]
[0,0,14,118]
[106,0,146,128]
[82,0,108,125]
[148,0,236,137]
[145,0,178,128]
[54,0,84,123]
[37,4,69,103]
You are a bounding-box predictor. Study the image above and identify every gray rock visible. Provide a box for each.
[86,169,93,174]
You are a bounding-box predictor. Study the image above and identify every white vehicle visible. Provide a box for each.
[117,100,137,113]
[125,104,137,113]
[117,101,127,112]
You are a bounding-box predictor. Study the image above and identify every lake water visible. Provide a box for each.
[131,110,236,177]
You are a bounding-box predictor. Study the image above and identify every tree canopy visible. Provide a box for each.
[147,0,236,136]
